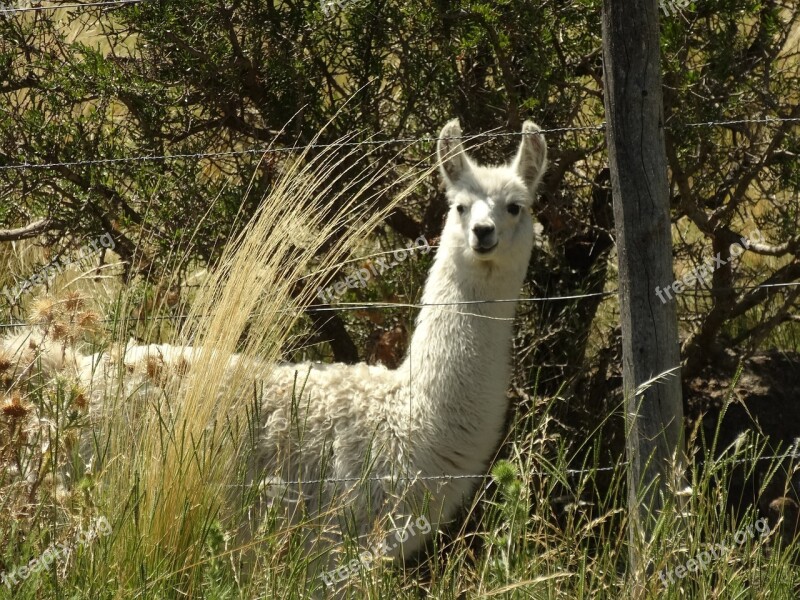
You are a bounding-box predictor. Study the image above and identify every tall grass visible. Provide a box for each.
[85,130,439,596]
[0,127,437,597]
[3,341,800,597]
[2,137,800,598]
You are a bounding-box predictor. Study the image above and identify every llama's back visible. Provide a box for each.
[3,332,442,569]
[250,360,410,509]
[74,342,413,514]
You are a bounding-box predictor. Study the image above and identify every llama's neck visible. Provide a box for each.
[397,245,529,473]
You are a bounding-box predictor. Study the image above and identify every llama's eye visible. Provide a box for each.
[455,205,465,215]
[507,204,521,216]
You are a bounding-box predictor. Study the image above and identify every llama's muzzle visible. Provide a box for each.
[471,223,497,253]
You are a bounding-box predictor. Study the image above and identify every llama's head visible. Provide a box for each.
[437,119,547,267]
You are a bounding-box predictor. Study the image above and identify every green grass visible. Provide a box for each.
[3,350,800,599]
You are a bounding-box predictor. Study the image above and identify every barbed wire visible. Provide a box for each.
[1,0,798,558]
[0,115,798,172]
[0,291,617,329]
[0,107,797,483]
[1,293,798,485]
[682,116,800,128]
[0,0,144,14]
[0,125,605,172]
[3,282,800,329]
[231,466,621,489]
[225,444,800,487]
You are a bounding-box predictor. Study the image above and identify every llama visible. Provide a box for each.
[1,118,547,588]
[229,118,547,573]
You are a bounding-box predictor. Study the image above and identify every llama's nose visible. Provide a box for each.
[472,224,495,244]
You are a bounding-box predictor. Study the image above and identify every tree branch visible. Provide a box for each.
[305,306,359,364]
[0,218,59,242]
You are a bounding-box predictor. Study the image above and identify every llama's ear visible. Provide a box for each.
[437,119,470,185]
[512,121,548,193]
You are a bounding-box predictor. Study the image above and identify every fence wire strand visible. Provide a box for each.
[0,0,144,14]
[3,282,800,330]
[0,125,604,171]
[0,116,798,172]
[226,443,800,486]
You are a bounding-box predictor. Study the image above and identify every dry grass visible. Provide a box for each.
[63,127,439,594]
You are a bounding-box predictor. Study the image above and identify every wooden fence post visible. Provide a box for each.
[601,0,685,582]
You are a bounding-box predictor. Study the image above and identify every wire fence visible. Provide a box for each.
[1,0,798,494]
[2,283,800,330]
[0,0,144,15]
[1,117,798,172]
[0,108,796,329]
[2,124,599,172]
[235,442,800,487]
[2,276,799,484]
[4,269,796,485]
[1,10,799,596]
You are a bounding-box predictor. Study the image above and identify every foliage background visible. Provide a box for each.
[0,0,799,597]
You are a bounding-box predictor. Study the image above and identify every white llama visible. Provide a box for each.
[1,118,547,588]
